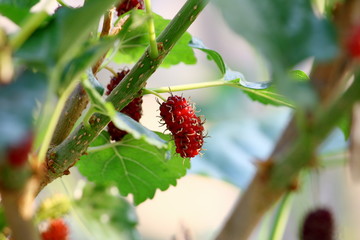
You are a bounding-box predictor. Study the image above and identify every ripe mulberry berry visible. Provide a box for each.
[159,95,205,158]
[300,208,334,240]
[106,69,143,141]
[116,0,144,16]
[7,132,33,167]
[347,25,360,58]
[41,219,69,240]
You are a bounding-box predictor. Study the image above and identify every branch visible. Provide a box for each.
[39,0,210,192]
[216,1,359,239]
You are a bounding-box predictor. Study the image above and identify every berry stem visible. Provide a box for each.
[268,192,293,240]
[104,65,118,76]
[56,0,70,7]
[82,106,98,129]
[142,88,166,101]
[146,79,294,108]
[144,0,159,59]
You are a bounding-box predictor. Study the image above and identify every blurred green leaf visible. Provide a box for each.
[0,206,6,231]
[0,70,47,155]
[74,184,140,240]
[0,5,31,25]
[59,38,115,94]
[189,37,226,75]
[77,131,190,205]
[214,0,337,70]
[16,0,117,70]
[0,0,39,9]
[114,10,196,68]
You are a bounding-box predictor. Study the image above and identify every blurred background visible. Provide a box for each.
[1,0,359,239]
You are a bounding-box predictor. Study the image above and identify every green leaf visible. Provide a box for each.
[224,70,310,108]
[73,184,140,240]
[114,10,196,68]
[77,131,190,205]
[0,5,31,25]
[59,38,115,94]
[189,37,226,75]
[0,0,39,9]
[214,0,337,71]
[81,77,166,148]
[0,70,47,155]
[86,70,104,96]
[111,112,167,148]
[16,0,117,70]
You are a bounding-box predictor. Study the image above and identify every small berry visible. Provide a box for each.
[347,25,360,58]
[7,133,33,167]
[106,69,143,141]
[116,0,144,16]
[159,95,205,158]
[300,208,334,240]
[41,219,69,240]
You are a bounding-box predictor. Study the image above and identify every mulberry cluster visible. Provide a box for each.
[116,0,144,16]
[106,69,143,141]
[159,95,205,158]
[41,219,69,240]
[300,208,334,240]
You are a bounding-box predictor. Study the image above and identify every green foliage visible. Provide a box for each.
[15,0,117,71]
[0,70,46,154]
[214,0,337,71]
[77,131,190,205]
[189,37,226,75]
[113,10,196,68]
[73,184,139,240]
[0,0,38,25]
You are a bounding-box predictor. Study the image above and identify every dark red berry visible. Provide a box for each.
[106,69,143,141]
[300,208,334,240]
[159,95,205,158]
[116,0,144,16]
[7,133,33,167]
[41,219,69,240]
[347,25,360,58]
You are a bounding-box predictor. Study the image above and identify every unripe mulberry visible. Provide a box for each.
[106,69,143,141]
[300,208,334,240]
[159,95,205,158]
[41,219,69,240]
[7,132,33,167]
[116,0,144,16]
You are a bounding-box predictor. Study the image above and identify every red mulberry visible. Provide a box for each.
[159,95,205,158]
[347,24,360,58]
[116,0,144,16]
[106,69,143,141]
[300,208,334,240]
[41,219,69,240]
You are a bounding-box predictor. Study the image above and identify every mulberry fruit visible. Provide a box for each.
[7,132,33,167]
[106,69,143,141]
[116,0,144,16]
[159,95,205,158]
[300,208,334,240]
[347,25,360,58]
[41,219,69,240]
